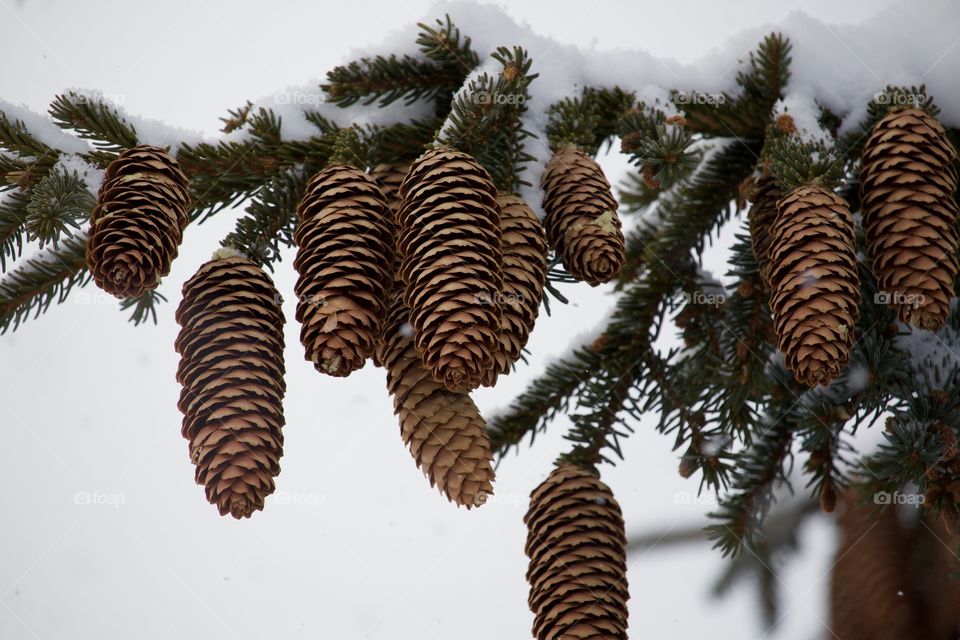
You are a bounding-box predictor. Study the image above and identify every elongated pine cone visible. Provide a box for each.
[370,163,408,215]
[482,194,548,386]
[175,250,286,519]
[542,147,625,286]
[747,172,782,287]
[293,165,394,377]
[375,289,495,507]
[397,146,502,392]
[830,493,923,640]
[860,107,960,330]
[525,465,629,640]
[86,145,190,297]
[768,186,861,386]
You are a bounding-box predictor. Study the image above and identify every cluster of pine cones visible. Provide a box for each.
[747,107,959,387]
[84,143,629,638]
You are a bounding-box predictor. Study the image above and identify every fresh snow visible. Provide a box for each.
[0,99,89,155]
[54,154,105,194]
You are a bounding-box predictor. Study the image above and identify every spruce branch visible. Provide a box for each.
[0,189,30,270]
[221,169,306,268]
[416,15,480,74]
[0,232,88,333]
[121,289,167,326]
[23,168,94,248]
[49,91,138,153]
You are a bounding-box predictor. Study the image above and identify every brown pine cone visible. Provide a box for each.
[293,165,395,377]
[86,145,190,297]
[747,172,782,288]
[524,464,629,640]
[482,193,548,387]
[768,185,861,387]
[175,249,285,519]
[542,147,625,286]
[375,289,495,508]
[397,146,502,393]
[830,492,924,640]
[370,163,408,216]
[860,107,960,330]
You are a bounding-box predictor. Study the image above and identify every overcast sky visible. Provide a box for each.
[0,1,910,638]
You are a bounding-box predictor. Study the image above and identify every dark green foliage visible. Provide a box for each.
[24,168,94,248]
[49,91,138,154]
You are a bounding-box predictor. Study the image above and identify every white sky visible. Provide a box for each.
[0,0,918,638]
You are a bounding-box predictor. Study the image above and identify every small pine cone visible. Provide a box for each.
[293,165,395,377]
[482,194,548,387]
[175,250,286,519]
[860,107,960,330]
[375,289,495,507]
[768,186,861,387]
[747,172,782,288]
[524,465,629,640]
[830,492,924,640]
[397,146,502,392]
[87,145,190,297]
[541,147,625,286]
[370,163,408,216]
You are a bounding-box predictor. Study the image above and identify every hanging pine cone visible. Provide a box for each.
[860,107,960,331]
[482,193,548,387]
[524,464,629,640]
[746,172,781,288]
[175,249,285,519]
[293,165,395,377]
[397,146,502,393]
[86,144,190,297]
[768,185,861,387]
[370,163,408,215]
[830,492,923,640]
[542,147,625,286]
[375,289,495,507]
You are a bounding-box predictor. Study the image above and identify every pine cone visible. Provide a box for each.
[830,492,924,640]
[375,289,495,507]
[860,107,960,330]
[542,147,625,286]
[370,163,408,215]
[747,172,782,288]
[397,146,502,392]
[293,165,394,377]
[524,464,629,640]
[87,145,190,297]
[482,194,548,386]
[768,186,861,387]
[175,250,285,519]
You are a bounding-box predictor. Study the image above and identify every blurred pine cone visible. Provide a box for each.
[482,193,548,387]
[542,147,625,286]
[768,185,861,387]
[747,172,782,288]
[860,107,959,330]
[830,493,924,640]
[524,464,629,640]
[175,250,285,519]
[293,165,395,377]
[86,145,190,297]
[375,289,495,508]
[370,163,408,216]
[397,146,502,392]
